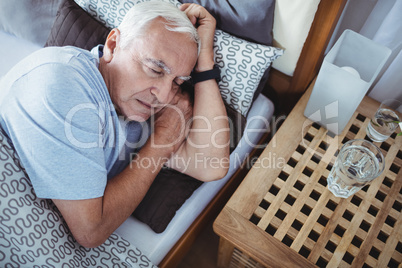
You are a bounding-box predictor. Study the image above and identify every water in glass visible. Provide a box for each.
[327,144,381,198]
[366,108,400,142]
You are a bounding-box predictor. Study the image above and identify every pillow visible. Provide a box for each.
[74,0,182,29]
[74,0,283,116]
[133,167,203,233]
[214,30,283,116]
[0,0,62,46]
[45,0,110,50]
[180,0,276,104]
[180,0,275,46]
[74,0,275,46]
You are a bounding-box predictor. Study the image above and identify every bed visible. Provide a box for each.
[0,0,346,266]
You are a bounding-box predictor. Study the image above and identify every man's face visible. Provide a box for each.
[101,18,198,122]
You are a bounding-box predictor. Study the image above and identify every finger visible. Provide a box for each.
[179,3,191,11]
[180,4,208,26]
[187,5,207,21]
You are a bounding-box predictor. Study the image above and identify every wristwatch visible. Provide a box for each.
[191,64,221,85]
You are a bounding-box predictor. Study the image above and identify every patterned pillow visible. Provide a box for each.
[74,0,182,27]
[74,0,283,116]
[214,30,282,115]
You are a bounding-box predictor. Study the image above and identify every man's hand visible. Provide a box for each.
[179,3,216,72]
[152,90,193,154]
[169,4,229,181]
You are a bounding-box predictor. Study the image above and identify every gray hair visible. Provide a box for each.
[117,1,200,54]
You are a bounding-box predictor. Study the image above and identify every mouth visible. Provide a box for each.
[137,99,152,110]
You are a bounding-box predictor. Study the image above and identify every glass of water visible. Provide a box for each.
[327,139,385,198]
[366,99,402,143]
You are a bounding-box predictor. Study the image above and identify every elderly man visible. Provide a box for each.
[0,1,229,247]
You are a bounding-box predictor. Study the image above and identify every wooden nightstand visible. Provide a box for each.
[213,81,402,267]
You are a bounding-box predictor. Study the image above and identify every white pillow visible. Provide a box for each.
[74,0,283,116]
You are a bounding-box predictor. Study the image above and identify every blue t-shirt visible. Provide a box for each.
[0,46,148,200]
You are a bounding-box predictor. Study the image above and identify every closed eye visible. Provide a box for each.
[147,66,163,75]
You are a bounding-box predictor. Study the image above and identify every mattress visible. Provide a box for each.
[115,93,275,265]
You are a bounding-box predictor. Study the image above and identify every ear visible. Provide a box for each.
[103,28,121,63]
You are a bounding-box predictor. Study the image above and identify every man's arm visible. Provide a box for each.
[166,4,230,181]
[53,142,168,247]
[53,95,192,248]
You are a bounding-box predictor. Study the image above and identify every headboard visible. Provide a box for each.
[267,0,347,114]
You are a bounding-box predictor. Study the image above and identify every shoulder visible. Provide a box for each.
[34,46,97,65]
[1,46,111,117]
[18,46,105,96]
[4,46,100,86]
[32,46,100,78]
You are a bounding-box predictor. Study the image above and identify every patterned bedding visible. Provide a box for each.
[0,129,156,268]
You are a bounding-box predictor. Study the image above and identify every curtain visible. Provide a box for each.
[363,0,402,101]
[330,0,402,102]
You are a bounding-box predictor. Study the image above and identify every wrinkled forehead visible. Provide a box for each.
[126,28,198,77]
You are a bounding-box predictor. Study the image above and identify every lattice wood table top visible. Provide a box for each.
[214,82,402,268]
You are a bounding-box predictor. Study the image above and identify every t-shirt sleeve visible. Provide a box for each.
[1,62,109,200]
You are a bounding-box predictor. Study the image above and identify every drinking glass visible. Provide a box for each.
[327,139,385,198]
[366,99,402,143]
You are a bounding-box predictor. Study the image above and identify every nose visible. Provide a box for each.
[151,78,175,104]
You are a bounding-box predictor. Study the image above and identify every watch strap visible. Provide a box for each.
[191,64,221,85]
